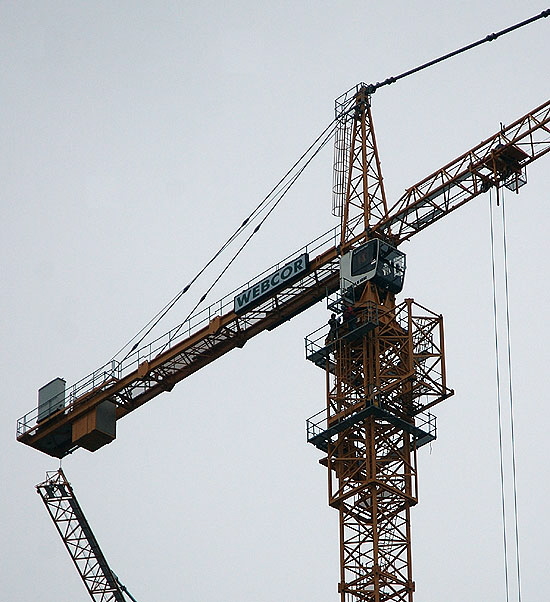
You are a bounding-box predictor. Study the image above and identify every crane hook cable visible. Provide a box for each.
[490,186,511,602]
[111,8,549,363]
[499,187,522,602]
[489,186,522,602]
[362,8,550,94]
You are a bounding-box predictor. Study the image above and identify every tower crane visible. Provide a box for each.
[17,87,550,600]
[15,10,550,598]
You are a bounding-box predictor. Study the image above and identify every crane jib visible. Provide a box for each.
[234,253,310,314]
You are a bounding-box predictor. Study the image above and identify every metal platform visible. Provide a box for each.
[306,403,436,453]
[305,307,379,369]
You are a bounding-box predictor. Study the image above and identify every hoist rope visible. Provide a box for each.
[499,187,523,602]
[489,186,510,602]
[489,186,522,602]
[110,116,339,363]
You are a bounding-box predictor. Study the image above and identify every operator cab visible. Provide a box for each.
[340,239,406,299]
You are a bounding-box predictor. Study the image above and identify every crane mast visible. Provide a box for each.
[306,85,452,600]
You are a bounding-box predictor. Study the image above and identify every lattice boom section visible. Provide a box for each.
[17,249,340,457]
[380,99,550,243]
[36,470,125,602]
[113,257,340,413]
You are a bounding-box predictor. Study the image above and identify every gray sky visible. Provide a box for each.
[2,2,549,601]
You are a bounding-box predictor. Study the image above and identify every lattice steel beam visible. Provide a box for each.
[308,292,451,601]
[36,469,127,602]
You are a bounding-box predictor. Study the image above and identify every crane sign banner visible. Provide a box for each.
[234,253,310,314]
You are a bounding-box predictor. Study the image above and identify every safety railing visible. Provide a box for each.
[415,410,437,442]
[304,301,379,364]
[306,401,437,448]
[306,407,328,442]
[17,226,340,438]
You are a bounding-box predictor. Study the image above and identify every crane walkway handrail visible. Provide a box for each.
[17,226,340,451]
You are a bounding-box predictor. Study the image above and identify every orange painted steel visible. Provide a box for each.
[16,86,550,599]
[17,95,549,461]
[17,241,340,457]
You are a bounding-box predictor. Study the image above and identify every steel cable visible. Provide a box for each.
[489,186,511,602]
[160,119,339,349]
[110,9,549,364]
[500,189,523,602]
[360,9,550,95]
[489,185,522,602]
[111,116,339,363]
